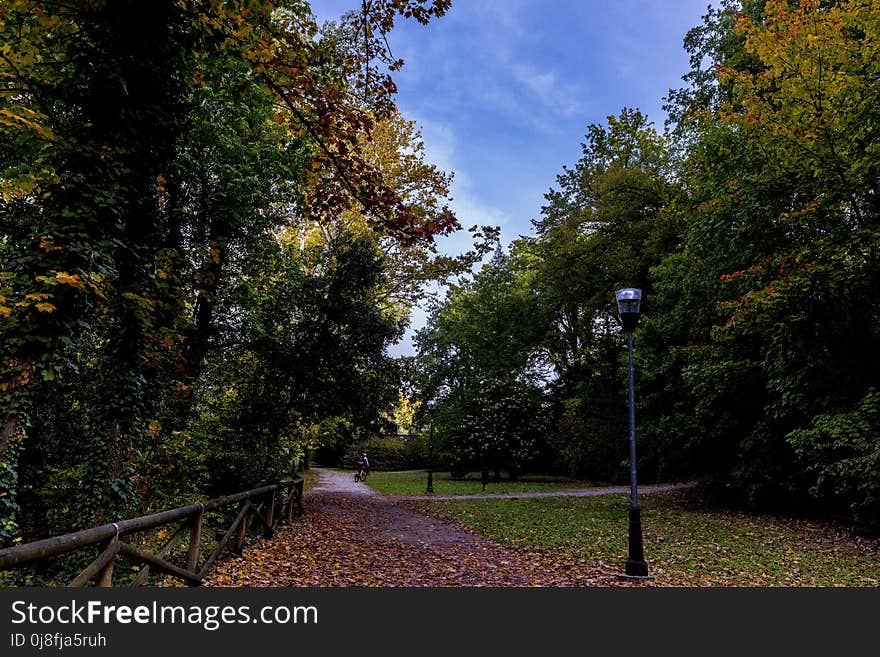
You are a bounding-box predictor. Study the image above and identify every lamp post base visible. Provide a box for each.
[624,506,649,577]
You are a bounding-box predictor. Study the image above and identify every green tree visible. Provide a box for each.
[0,0,455,546]
[519,109,675,480]
[415,244,551,478]
[645,0,880,517]
[192,232,402,495]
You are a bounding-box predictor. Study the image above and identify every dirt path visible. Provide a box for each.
[204,468,657,587]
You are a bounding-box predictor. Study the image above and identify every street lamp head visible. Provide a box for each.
[615,288,642,333]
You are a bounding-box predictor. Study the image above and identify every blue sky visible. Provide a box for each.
[313,1,712,354]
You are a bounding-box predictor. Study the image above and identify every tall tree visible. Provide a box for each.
[646,0,880,516]
[1,0,455,542]
[415,244,551,478]
[520,109,675,480]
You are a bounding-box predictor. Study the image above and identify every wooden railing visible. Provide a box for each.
[0,476,304,587]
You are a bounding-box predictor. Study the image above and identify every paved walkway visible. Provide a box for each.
[396,482,693,501]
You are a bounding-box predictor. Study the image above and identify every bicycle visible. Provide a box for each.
[354,467,370,482]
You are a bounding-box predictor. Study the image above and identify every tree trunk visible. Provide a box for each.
[83,0,190,523]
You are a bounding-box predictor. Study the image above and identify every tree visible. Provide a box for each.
[190,231,401,496]
[0,0,456,545]
[414,243,552,478]
[645,0,880,516]
[1,0,201,526]
[286,109,496,325]
[517,109,675,480]
[417,244,548,390]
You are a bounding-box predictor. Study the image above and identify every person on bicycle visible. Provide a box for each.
[356,452,370,481]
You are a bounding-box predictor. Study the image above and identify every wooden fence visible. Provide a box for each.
[0,477,304,587]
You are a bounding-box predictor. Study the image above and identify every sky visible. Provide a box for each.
[312,0,713,355]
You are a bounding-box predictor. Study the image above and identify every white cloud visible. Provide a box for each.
[406,112,512,238]
[390,2,592,133]
[511,63,587,119]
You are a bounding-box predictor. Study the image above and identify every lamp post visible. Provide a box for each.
[615,287,649,578]
[426,399,436,493]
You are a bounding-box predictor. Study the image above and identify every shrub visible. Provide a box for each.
[343,436,426,471]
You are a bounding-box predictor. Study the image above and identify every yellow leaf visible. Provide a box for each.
[54,271,84,288]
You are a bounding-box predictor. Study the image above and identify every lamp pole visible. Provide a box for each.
[615,288,649,579]
[426,399,436,493]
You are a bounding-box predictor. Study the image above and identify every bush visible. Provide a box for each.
[548,414,627,484]
[788,389,880,527]
[343,436,427,471]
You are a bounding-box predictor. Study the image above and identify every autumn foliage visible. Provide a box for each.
[0,0,458,553]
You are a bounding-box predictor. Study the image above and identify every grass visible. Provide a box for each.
[362,470,597,496]
[297,468,318,491]
[413,490,880,587]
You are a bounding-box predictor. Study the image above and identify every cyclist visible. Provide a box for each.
[355,452,370,482]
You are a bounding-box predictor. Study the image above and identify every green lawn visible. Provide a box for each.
[298,468,318,491]
[414,491,880,587]
[363,470,596,496]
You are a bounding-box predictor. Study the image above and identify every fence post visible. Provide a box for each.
[265,489,275,535]
[286,480,299,523]
[95,538,116,587]
[234,501,249,554]
[294,477,304,517]
[187,505,203,574]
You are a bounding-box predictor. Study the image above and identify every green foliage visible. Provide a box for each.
[342,437,424,471]
[0,443,21,544]
[789,390,880,526]
[639,0,880,517]
[189,231,403,495]
[417,244,549,386]
[451,377,551,479]
[548,397,626,484]
[0,0,456,553]
[413,241,557,479]
[524,109,674,480]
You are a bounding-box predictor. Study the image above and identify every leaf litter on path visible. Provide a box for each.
[204,490,626,587]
